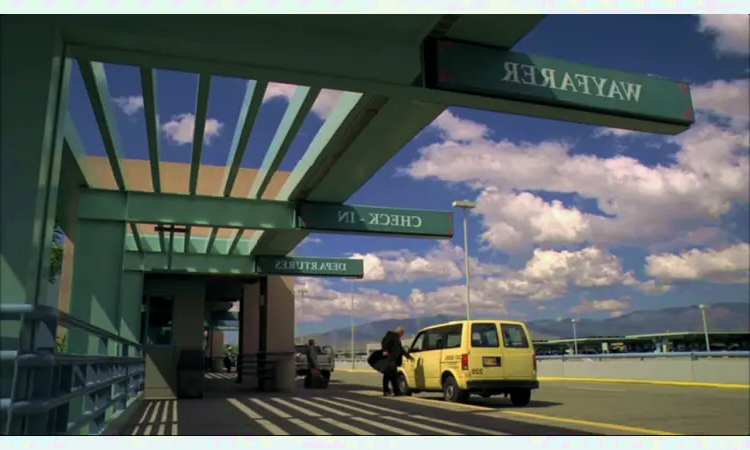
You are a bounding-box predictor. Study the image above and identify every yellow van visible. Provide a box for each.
[396,319,538,405]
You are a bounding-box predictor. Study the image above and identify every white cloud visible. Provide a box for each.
[645,243,750,283]
[263,82,345,119]
[161,113,223,146]
[299,236,322,246]
[429,110,489,142]
[691,79,749,130]
[404,79,749,251]
[293,277,409,323]
[569,298,631,314]
[112,95,144,116]
[698,14,750,56]
[351,241,505,283]
[287,245,668,323]
[610,311,625,318]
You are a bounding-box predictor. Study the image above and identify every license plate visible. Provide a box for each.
[483,357,499,366]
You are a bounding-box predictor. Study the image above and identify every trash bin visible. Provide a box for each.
[177,349,205,399]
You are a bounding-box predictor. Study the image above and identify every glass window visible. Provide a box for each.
[423,329,444,351]
[500,324,529,349]
[444,324,463,349]
[471,323,500,348]
[410,333,425,352]
[146,296,174,346]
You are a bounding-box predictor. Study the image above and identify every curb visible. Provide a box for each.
[336,370,749,389]
[538,376,750,389]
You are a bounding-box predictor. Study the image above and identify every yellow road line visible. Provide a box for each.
[338,370,749,389]
[539,377,750,389]
[498,410,682,436]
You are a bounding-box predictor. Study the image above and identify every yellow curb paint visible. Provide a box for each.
[538,377,750,390]
[499,410,682,436]
[338,370,748,389]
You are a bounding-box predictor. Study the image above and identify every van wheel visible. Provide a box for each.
[443,376,468,403]
[397,373,412,396]
[510,389,532,406]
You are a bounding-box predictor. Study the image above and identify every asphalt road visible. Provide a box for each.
[333,370,750,436]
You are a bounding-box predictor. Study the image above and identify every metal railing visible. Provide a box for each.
[0,304,144,435]
[236,352,294,392]
[536,351,750,361]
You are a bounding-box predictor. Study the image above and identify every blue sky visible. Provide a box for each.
[67,15,749,336]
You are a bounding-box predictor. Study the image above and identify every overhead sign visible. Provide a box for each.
[423,39,694,135]
[297,203,454,238]
[255,256,364,278]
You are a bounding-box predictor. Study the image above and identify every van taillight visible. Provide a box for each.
[533,355,537,372]
[461,354,469,371]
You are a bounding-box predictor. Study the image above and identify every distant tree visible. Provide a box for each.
[49,222,64,284]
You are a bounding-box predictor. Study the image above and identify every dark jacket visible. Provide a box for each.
[305,345,319,370]
[381,331,407,367]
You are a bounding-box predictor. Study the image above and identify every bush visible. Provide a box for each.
[55,334,66,353]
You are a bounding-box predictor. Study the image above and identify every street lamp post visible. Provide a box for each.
[295,287,308,345]
[571,319,579,355]
[452,200,477,320]
[343,277,357,370]
[699,304,710,352]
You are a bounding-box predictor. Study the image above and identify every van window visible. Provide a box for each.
[471,323,500,348]
[501,324,530,349]
[423,329,444,351]
[410,333,425,352]
[443,324,463,349]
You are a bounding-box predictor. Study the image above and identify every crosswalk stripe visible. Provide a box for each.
[227,398,289,435]
[144,401,160,435]
[171,400,178,436]
[289,418,330,436]
[227,398,262,419]
[293,398,350,416]
[316,398,378,415]
[258,419,289,436]
[158,399,169,435]
[272,398,321,417]
[250,398,293,418]
[131,402,153,435]
[389,415,464,435]
[350,416,419,435]
[416,415,508,436]
[319,417,374,436]
[333,397,407,415]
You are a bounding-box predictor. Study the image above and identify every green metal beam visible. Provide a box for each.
[123,252,364,277]
[139,67,162,193]
[79,189,295,229]
[62,112,93,187]
[77,61,128,190]
[79,188,455,239]
[221,80,267,197]
[189,73,212,195]
[205,80,268,255]
[67,42,688,135]
[248,85,320,199]
[124,251,256,274]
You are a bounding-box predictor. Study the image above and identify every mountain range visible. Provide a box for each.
[308,302,749,347]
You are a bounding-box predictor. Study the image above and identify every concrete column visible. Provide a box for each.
[210,330,225,372]
[240,283,260,388]
[267,276,295,392]
[0,17,69,349]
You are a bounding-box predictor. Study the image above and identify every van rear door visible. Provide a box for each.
[499,322,536,380]
[468,322,505,381]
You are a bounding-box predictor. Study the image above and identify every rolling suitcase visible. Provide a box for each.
[304,368,329,389]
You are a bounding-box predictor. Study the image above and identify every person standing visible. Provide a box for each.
[304,338,320,388]
[380,326,412,396]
